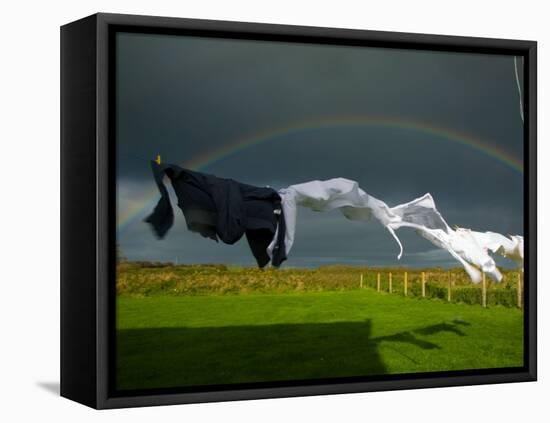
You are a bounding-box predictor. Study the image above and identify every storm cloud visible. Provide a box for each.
[115,32,524,268]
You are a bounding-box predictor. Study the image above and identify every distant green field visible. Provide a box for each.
[116,262,524,307]
[116,289,524,391]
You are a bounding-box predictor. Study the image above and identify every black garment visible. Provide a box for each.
[145,161,287,267]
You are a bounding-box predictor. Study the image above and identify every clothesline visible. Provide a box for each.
[145,161,523,283]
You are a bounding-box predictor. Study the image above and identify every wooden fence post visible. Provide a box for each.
[404,272,408,296]
[517,272,522,309]
[421,272,426,297]
[389,272,392,294]
[360,273,363,289]
[482,272,487,308]
[377,273,381,292]
[447,271,452,302]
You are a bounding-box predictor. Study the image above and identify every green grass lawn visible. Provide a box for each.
[116,289,524,391]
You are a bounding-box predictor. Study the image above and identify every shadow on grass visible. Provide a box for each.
[372,332,441,350]
[368,321,470,363]
[414,322,466,337]
[117,320,469,391]
[117,320,382,390]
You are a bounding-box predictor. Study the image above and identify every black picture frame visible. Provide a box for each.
[60,12,537,409]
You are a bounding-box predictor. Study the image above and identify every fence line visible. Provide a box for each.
[447,272,452,302]
[482,272,487,308]
[422,272,426,297]
[357,269,523,309]
[517,272,522,309]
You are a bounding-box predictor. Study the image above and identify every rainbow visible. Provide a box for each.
[117,115,523,232]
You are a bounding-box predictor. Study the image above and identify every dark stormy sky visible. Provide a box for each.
[116,32,524,268]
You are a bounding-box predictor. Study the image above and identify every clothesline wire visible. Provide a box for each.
[118,151,157,164]
[513,56,524,123]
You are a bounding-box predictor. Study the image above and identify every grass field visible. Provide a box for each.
[116,288,524,390]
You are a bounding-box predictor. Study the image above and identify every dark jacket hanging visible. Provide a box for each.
[145,161,287,267]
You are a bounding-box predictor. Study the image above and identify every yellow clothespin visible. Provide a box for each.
[155,154,161,165]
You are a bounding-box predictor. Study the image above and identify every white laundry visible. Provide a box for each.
[388,195,503,283]
[268,178,517,284]
[466,230,524,268]
[268,178,402,261]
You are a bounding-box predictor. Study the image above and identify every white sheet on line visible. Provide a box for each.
[467,230,524,268]
[268,178,521,283]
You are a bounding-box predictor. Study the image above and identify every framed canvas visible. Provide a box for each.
[60,13,537,409]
